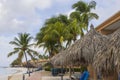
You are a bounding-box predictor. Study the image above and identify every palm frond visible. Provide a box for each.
[8,50,19,57]
[88,12,99,20]
[9,41,20,46]
[88,1,96,9]
[27,49,39,57]
[27,43,36,47]
[27,51,36,60]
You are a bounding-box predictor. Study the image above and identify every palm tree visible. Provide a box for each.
[8,33,39,76]
[36,26,58,57]
[36,14,71,57]
[65,19,81,47]
[69,12,85,37]
[72,0,99,32]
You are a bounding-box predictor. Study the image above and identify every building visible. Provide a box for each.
[96,11,120,35]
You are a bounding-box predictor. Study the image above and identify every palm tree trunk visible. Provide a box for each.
[24,52,30,76]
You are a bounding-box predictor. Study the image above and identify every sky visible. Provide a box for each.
[0,0,120,66]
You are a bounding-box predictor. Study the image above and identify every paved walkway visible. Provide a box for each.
[42,76,69,80]
[26,71,51,80]
[26,71,69,80]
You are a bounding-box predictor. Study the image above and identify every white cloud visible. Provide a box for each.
[0,0,52,35]
[21,0,52,10]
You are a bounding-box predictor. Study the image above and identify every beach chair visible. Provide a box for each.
[51,68,59,76]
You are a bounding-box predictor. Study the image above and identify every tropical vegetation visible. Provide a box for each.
[35,0,98,57]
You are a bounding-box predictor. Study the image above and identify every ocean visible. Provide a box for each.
[0,67,20,76]
[0,67,27,80]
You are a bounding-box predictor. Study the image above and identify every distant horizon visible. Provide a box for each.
[0,0,120,66]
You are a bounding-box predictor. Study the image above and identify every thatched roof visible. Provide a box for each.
[50,39,83,66]
[63,25,109,66]
[93,28,120,76]
[50,50,66,66]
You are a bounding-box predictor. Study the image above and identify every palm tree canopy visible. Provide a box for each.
[36,14,80,57]
[8,33,39,64]
[72,1,96,13]
[71,0,98,31]
[45,14,69,26]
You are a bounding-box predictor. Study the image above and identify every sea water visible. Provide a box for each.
[0,67,25,80]
[0,67,17,76]
[0,67,16,80]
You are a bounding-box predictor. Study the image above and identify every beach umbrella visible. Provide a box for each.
[60,25,109,80]
[64,25,109,66]
[93,28,120,79]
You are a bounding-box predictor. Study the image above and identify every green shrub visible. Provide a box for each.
[79,66,87,72]
[44,67,51,71]
[42,62,53,71]
[74,68,81,72]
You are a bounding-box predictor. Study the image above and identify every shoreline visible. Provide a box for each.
[0,67,27,80]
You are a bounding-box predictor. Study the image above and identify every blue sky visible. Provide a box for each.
[0,0,120,66]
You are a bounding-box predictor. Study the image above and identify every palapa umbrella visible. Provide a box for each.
[64,25,109,66]
[93,28,120,80]
[62,25,109,79]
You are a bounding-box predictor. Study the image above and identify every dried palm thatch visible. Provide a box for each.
[94,28,120,76]
[53,51,66,66]
[50,50,66,66]
[51,39,83,66]
[64,25,109,66]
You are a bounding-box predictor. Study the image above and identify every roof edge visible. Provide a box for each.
[96,11,120,31]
